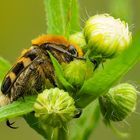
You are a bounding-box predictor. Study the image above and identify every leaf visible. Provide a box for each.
[65,0,80,35]
[76,33,140,107]
[0,96,36,122]
[44,0,80,36]
[24,113,52,140]
[0,57,11,81]
[48,51,74,92]
[68,100,100,140]
[24,113,67,140]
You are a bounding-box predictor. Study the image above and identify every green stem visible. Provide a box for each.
[44,0,80,36]
[57,127,67,140]
[24,113,50,140]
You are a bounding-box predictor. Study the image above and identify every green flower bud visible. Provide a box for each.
[84,14,132,58]
[99,83,137,122]
[69,32,87,51]
[34,88,76,127]
[63,60,94,88]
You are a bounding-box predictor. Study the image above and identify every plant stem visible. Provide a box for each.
[57,127,67,140]
[44,0,80,36]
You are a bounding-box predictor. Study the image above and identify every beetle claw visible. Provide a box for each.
[74,108,82,118]
[6,119,18,129]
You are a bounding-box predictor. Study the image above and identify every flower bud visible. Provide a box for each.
[34,88,76,127]
[69,32,87,51]
[99,83,137,122]
[84,14,132,58]
[63,60,94,88]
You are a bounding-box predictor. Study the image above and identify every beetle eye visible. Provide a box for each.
[68,45,78,56]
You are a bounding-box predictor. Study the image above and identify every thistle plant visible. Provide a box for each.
[0,0,140,140]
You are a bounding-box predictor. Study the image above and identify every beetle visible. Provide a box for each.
[0,35,84,128]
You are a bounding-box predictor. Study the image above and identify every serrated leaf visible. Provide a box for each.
[77,33,140,107]
[0,96,36,122]
[44,0,80,36]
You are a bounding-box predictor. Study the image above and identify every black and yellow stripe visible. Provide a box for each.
[1,35,84,103]
[1,52,37,94]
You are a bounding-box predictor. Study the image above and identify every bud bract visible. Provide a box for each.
[63,60,94,88]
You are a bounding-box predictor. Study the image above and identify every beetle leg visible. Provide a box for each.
[6,119,18,129]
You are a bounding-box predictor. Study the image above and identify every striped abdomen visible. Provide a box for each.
[1,44,73,102]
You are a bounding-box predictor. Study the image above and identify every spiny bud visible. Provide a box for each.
[84,14,132,58]
[69,32,87,52]
[34,88,76,128]
[62,60,94,89]
[99,83,137,122]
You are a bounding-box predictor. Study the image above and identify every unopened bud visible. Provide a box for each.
[34,88,76,127]
[84,14,132,58]
[99,83,137,122]
[63,60,94,88]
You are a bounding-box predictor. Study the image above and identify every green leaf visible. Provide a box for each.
[24,113,67,140]
[76,33,140,107]
[0,57,11,81]
[0,96,36,122]
[69,100,100,140]
[24,113,53,140]
[48,51,74,92]
[44,0,80,36]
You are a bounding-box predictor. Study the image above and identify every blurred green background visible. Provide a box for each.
[0,0,140,140]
